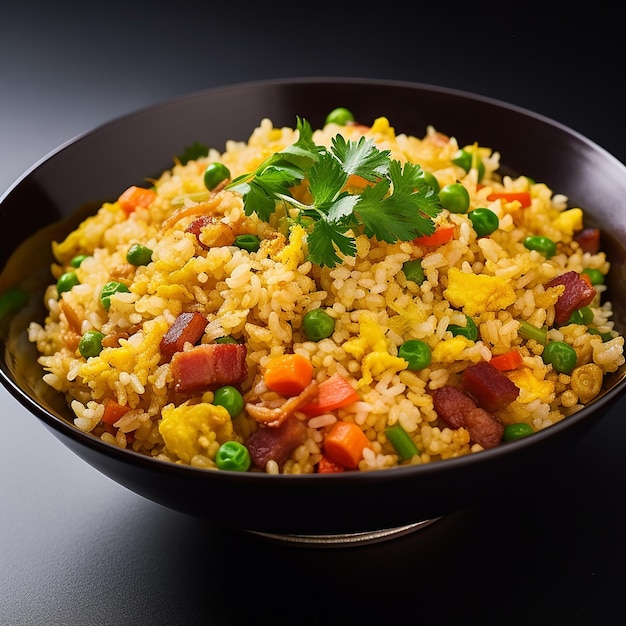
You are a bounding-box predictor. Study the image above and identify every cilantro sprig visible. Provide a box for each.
[227,117,442,267]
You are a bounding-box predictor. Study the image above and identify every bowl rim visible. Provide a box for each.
[2,76,626,482]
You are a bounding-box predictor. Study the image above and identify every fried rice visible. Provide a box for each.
[27,114,625,473]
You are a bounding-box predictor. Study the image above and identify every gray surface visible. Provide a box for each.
[2,3,625,624]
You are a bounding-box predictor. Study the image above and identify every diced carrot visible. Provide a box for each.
[263,353,314,396]
[579,272,593,288]
[413,226,455,246]
[317,455,346,473]
[487,191,532,208]
[323,421,372,469]
[300,373,360,417]
[101,398,130,426]
[118,185,157,216]
[489,350,523,371]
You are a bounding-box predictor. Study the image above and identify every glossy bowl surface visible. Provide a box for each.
[2,77,626,536]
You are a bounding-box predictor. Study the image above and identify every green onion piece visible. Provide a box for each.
[518,320,548,344]
[588,327,613,342]
[215,335,239,344]
[385,423,420,461]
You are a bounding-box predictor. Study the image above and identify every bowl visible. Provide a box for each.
[2,78,626,541]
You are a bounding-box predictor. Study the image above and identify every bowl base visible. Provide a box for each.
[243,517,443,548]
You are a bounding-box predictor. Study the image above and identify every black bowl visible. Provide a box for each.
[2,78,626,539]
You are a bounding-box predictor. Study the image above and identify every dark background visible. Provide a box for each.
[1,2,625,624]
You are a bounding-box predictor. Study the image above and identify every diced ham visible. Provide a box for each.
[573,228,600,254]
[545,270,597,326]
[431,385,477,429]
[463,406,505,449]
[431,384,505,449]
[170,343,247,394]
[246,415,308,469]
[461,361,520,413]
[160,311,208,362]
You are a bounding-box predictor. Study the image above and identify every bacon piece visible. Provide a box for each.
[170,343,247,394]
[431,385,477,429]
[461,361,520,413]
[246,415,308,469]
[160,311,208,362]
[431,384,505,449]
[545,270,597,326]
[573,228,600,254]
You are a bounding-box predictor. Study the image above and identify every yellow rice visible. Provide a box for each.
[27,115,625,473]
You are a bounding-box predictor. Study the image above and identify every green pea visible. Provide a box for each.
[385,423,420,460]
[581,267,604,285]
[541,341,577,374]
[203,162,231,191]
[70,254,89,268]
[452,148,485,182]
[448,315,478,341]
[213,385,244,417]
[215,440,251,472]
[469,207,499,237]
[439,183,470,214]
[57,271,80,296]
[402,259,425,285]
[417,170,440,194]
[126,243,153,266]
[325,107,355,126]
[78,330,105,358]
[100,281,130,310]
[0,287,28,321]
[398,339,432,370]
[503,423,534,441]
[234,234,261,252]
[566,306,594,326]
[302,308,335,341]
[523,235,557,258]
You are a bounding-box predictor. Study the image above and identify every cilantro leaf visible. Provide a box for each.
[227,116,321,221]
[331,134,390,181]
[307,218,357,267]
[308,152,348,207]
[226,116,443,267]
[357,182,434,243]
[177,141,209,165]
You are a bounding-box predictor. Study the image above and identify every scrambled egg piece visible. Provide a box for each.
[275,224,306,270]
[159,401,233,463]
[431,335,474,363]
[343,313,407,386]
[444,267,516,316]
[507,366,555,404]
[370,116,396,140]
[552,208,583,238]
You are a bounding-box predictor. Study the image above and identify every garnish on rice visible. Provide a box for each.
[227,117,442,267]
